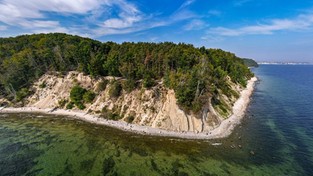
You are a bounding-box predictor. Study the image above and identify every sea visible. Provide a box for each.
[0,65,313,175]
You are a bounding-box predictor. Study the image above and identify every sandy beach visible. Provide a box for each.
[0,77,257,139]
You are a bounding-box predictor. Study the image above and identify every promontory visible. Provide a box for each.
[0,33,258,139]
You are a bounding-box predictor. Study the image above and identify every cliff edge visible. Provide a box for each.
[7,71,254,133]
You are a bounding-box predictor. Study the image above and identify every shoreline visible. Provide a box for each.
[0,77,257,140]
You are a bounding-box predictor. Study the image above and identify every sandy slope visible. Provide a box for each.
[0,77,257,139]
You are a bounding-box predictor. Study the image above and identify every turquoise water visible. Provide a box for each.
[1,65,313,175]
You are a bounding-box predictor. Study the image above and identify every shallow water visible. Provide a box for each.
[1,65,313,175]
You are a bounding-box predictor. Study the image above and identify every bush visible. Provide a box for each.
[76,102,86,110]
[143,74,155,88]
[109,81,122,98]
[70,85,94,109]
[70,85,86,104]
[16,88,30,102]
[126,115,135,123]
[122,79,136,92]
[66,102,74,109]
[83,90,96,103]
[58,99,68,108]
[39,81,46,88]
[101,107,121,120]
[95,79,108,92]
[107,112,120,120]
[191,98,203,113]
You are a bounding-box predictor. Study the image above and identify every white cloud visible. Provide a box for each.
[93,18,167,36]
[23,20,70,34]
[170,10,197,22]
[114,0,139,14]
[0,0,110,35]
[19,20,61,29]
[0,0,144,35]
[184,19,207,31]
[0,0,202,37]
[103,16,142,28]
[201,35,224,42]
[178,0,195,10]
[150,37,159,42]
[208,10,221,17]
[0,25,7,31]
[208,13,313,36]
[95,0,199,36]
[233,0,253,7]
[0,0,106,24]
[102,0,143,29]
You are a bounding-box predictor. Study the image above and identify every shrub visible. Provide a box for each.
[191,98,203,113]
[109,81,122,98]
[101,107,121,120]
[83,90,96,103]
[58,99,68,108]
[66,102,74,109]
[95,79,108,92]
[16,88,30,102]
[70,85,94,109]
[70,85,86,104]
[39,81,46,88]
[76,102,86,110]
[72,78,78,84]
[143,75,155,88]
[107,112,120,120]
[126,115,135,123]
[122,79,136,92]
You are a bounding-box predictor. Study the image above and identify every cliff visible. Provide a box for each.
[13,71,247,133]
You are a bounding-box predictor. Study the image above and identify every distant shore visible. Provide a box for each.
[0,77,257,139]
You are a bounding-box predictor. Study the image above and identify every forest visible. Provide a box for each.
[0,33,254,113]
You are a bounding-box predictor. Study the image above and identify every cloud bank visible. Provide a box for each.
[0,0,198,38]
[208,13,313,36]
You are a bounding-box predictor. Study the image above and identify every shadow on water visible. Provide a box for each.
[0,127,43,176]
[287,129,313,175]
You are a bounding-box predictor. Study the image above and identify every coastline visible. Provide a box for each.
[0,77,257,139]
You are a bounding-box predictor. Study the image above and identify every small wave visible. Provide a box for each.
[211,143,222,146]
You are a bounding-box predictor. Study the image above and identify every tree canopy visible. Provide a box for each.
[242,58,259,67]
[0,33,255,113]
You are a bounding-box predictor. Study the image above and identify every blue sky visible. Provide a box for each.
[1,0,313,62]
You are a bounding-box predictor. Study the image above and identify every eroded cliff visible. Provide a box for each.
[17,71,244,133]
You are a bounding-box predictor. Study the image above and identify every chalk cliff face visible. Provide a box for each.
[23,71,242,133]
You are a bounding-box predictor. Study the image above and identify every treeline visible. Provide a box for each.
[242,58,259,67]
[0,33,254,113]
